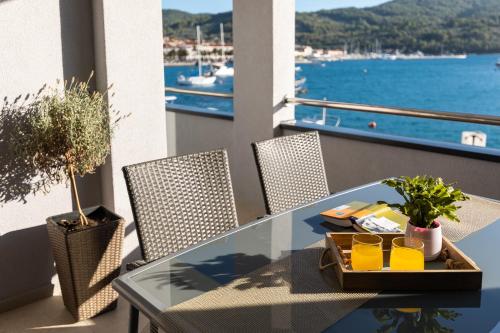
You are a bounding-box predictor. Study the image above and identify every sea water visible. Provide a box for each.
[164,54,500,149]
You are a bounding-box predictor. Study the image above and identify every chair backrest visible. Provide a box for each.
[123,149,239,262]
[252,131,330,215]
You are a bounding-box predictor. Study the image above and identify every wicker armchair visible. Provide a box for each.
[252,131,330,215]
[122,149,239,333]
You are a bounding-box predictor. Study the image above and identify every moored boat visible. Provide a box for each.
[177,75,216,86]
[212,63,234,78]
[177,26,216,86]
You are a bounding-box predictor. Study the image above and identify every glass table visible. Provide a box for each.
[113,181,500,332]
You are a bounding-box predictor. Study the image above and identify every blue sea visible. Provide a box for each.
[164,54,500,149]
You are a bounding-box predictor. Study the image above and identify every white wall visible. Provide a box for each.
[0,0,167,311]
[232,0,296,222]
[93,0,167,224]
[0,0,80,311]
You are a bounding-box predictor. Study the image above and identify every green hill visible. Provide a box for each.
[163,0,500,54]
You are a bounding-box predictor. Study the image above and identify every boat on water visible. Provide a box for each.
[302,98,340,126]
[496,59,500,68]
[177,74,216,86]
[295,77,307,95]
[211,62,234,78]
[211,24,234,78]
[295,77,306,86]
[177,26,216,86]
[165,96,177,104]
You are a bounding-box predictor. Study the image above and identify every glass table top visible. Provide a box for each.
[114,182,500,332]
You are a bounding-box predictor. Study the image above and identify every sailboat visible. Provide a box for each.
[177,26,216,86]
[295,77,307,94]
[302,98,341,126]
[213,23,234,78]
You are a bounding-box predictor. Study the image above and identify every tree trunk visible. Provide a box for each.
[68,164,88,226]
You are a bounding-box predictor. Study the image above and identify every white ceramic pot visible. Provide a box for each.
[405,221,442,261]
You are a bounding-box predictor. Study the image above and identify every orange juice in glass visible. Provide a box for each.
[351,234,383,271]
[390,237,425,271]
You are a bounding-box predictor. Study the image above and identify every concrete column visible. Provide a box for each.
[92,0,167,222]
[232,0,296,222]
[92,0,167,265]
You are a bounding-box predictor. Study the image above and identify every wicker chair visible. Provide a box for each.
[252,131,330,215]
[122,149,239,333]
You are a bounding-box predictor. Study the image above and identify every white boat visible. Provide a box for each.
[211,24,234,78]
[295,66,302,72]
[302,107,341,127]
[177,26,216,86]
[212,63,234,77]
[165,96,177,104]
[496,59,500,68]
[295,77,307,95]
[302,98,341,127]
[295,77,306,86]
[177,75,216,86]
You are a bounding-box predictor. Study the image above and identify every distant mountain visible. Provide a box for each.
[163,0,500,54]
[163,10,233,42]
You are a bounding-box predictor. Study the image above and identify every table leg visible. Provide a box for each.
[150,322,158,333]
[129,305,139,333]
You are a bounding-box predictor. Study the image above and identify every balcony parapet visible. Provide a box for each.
[281,120,500,163]
[166,104,233,121]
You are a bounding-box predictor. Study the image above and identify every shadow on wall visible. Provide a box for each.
[0,95,42,205]
[0,0,103,313]
[0,225,55,311]
[0,101,56,307]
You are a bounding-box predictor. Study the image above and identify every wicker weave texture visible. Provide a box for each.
[47,211,124,321]
[123,149,239,262]
[160,243,375,332]
[252,131,330,215]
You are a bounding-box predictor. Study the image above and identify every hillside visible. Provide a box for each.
[163,0,500,54]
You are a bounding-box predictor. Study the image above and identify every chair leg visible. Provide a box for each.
[150,322,159,333]
[129,305,139,333]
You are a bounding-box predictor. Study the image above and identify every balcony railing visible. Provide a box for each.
[165,87,500,127]
[165,87,233,99]
[286,97,500,126]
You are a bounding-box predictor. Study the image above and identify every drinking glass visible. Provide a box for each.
[390,237,425,271]
[351,234,383,271]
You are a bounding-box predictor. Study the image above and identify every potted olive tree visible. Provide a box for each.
[381,176,469,261]
[1,75,126,320]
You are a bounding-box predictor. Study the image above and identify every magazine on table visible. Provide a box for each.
[320,201,408,233]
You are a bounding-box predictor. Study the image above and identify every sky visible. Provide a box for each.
[161,0,390,13]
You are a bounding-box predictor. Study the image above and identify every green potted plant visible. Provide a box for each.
[1,75,127,320]
[381,176,469,261]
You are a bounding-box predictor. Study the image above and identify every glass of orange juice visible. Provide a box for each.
[351,234,383,271]
[390,237,425,271]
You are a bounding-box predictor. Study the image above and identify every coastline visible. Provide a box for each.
[164,61,196,67]
[164,53,488,67]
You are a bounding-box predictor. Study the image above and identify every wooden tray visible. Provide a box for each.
[323,233,482,291]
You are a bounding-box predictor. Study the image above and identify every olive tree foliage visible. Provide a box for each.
[0,74,126,225]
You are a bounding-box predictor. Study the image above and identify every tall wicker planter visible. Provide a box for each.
[46,206,124,321]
